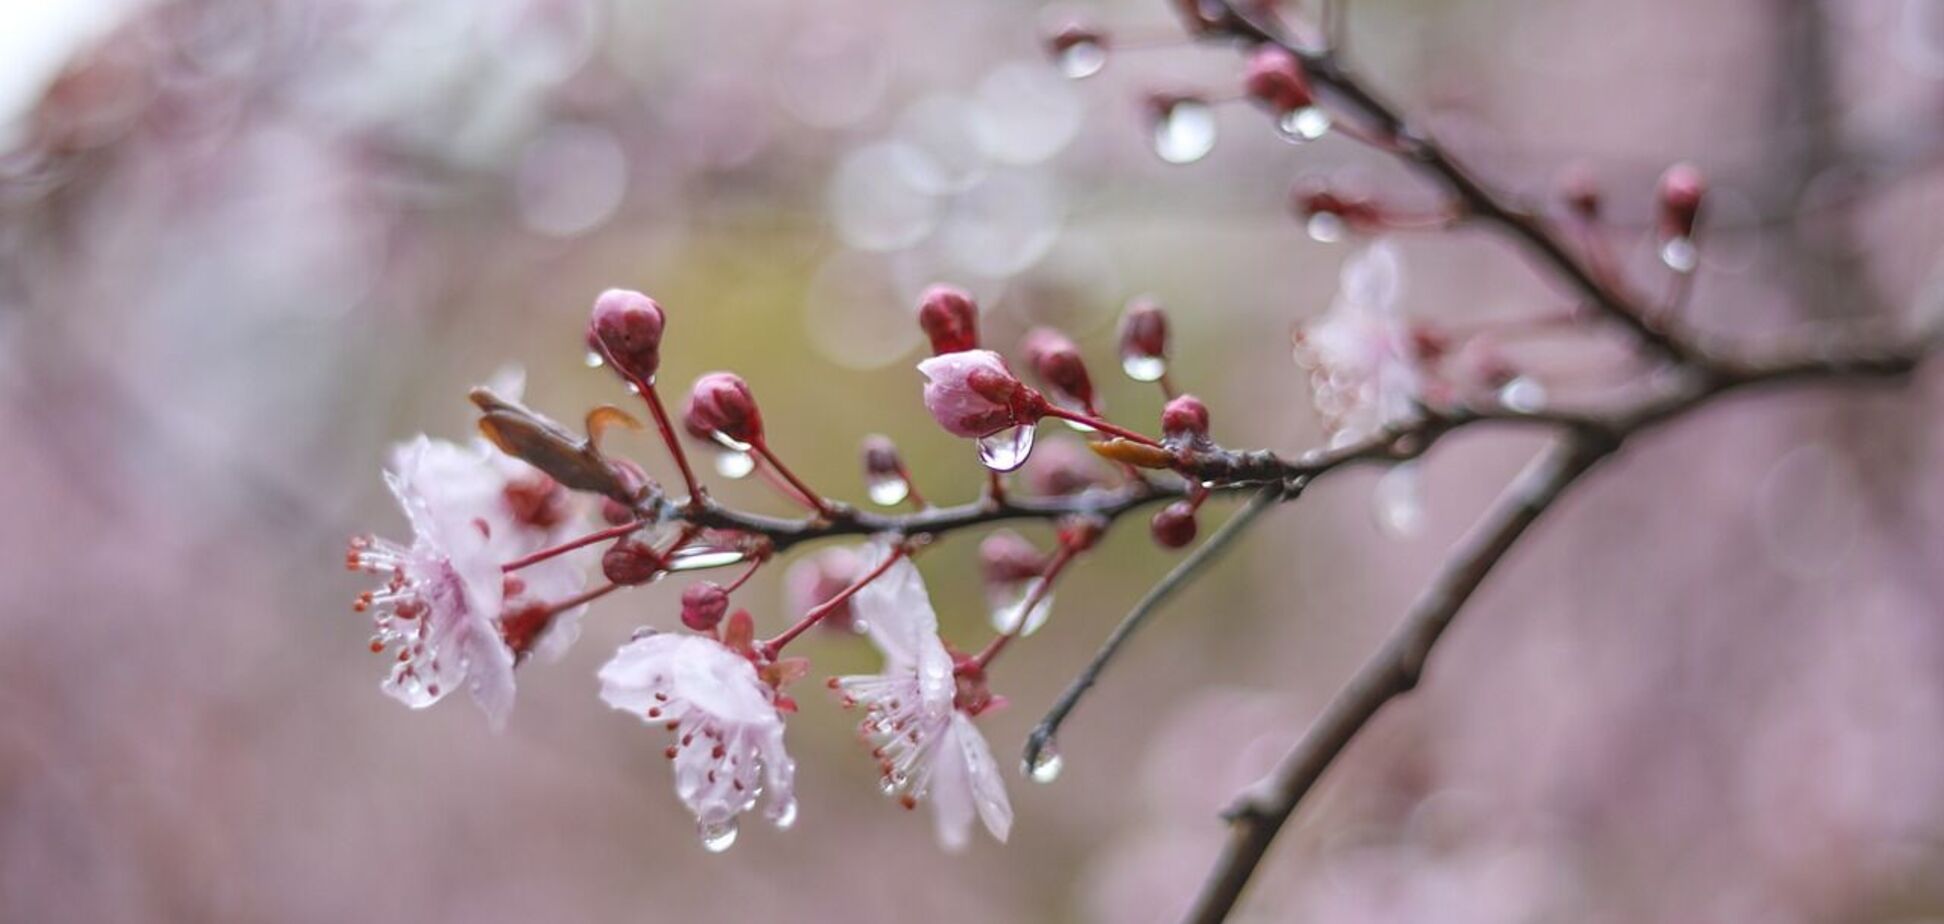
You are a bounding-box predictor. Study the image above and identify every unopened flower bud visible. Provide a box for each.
[861,435,902,478]
[1022,327,1095,409]
[602,539,663,585]
[683,372,763,447]
[917,284,980,355]
[1161,394,1210,443]
[1150,502,1198,548]
[917,350,1045,438]
[1657,163,1705,240]
[980,530,1049,585]
[681,582,731,632]
[1022,437,1111,496]
[588,289,666,382]
[1119,298,1170,381]
[1243,46,1312,114]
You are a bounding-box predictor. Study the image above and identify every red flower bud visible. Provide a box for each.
[683,372,763,446]
[1243,46,1312,114]
[1021,327,1095,409]
[588,289,666,382]
[1119,297,1170,373]
[861,434,902,478]
[680,582,731,632]
[1150,501,1198,548]
[1657,162,1705,239]
[1021,437,1111,496]
[917,350,1046,438]
[601,540,662,585]
[917,284,980,355]
[1161,394,1210,443]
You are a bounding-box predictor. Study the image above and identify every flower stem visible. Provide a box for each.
[722,558,763,594]
[635,377,706,509]
[501,520,645,572]
[761,545,905,658]
[752,439,835,518]
[969,544,1077,671]
[1041,407,1162,447]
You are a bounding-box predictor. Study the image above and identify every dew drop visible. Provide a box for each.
[1373,462,1424,539]
[1056,41,1107,80]
[866,474,910,506]
[584,350,606,369]
[698,819,739,853]
[1277,106,1332,142]
[1306,212,1346,243]
[1026,743,1064,783]
[667,547,748,572]
[715,449,755,479]
[1152,99,1217,165]
[1660,235,1698,273]
[977,423,1037,472]
[1121,354,1167,383]
[769,798,799,830]
[1497,376,1548,413]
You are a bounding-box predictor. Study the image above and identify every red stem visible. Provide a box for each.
[761,546,905,658]
[722,558,763,594]
[970,545,1077,670]
[895,462,929,509]
[1040,407,1163,447]
[548,580,620,615]
[502,520,645,572]
[752,439,835,518]
[635,378,706,509]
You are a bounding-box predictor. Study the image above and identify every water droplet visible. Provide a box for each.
[1660,235,1698,273]
[710,431,752,453]
[769,798,799,830]
[667,547,747,572]
[977,423,1037,472]
[715,449,755,479]
[1373,463,1424,539]
[1152,99,1217,165]
[990,582,1054,636]
[698,819,739,852]
[1306,212,1346,243]
[1056,41,1106,79]
[1121,354,1167,382]
[1497,376,1547,413]
[584,350,606,369]
[850,617,871,635]
[867,474,910,506]
[1277,106,1332,142]
[1026,743,1064,783]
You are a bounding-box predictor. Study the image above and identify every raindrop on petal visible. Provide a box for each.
[698,819,739,852]
[1026,742,1064,783]
[1152,99,1217,165]
[1277,106,1332,142]
[715,449,755,479]
[867,473,911,506]
[1660,236,1698,273]
[1121,354,1167,382]
[977,423,1038,472]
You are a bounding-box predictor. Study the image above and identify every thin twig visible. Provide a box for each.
[1024,483,1287,772]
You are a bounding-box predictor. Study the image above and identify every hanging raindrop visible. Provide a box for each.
[1660,236,1698,273]
[1151,98,1217,165]
[698,819,739,853]
[866,473,910,506]
[1277,106,1332,142]
[1121,354,1167,383]
[977,423,1038,472]
[1373,462,1424,539]
[990,580,1055,636]
[714,449,755,479]
[1025,742,1064,783]
[1497,376,1548,413]
[1306,212,1346,243]
[584,350,606,369]
[1056,41,1107,80]
[667,547,747,572]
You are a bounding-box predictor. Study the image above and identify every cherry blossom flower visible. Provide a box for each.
[833,543,1012,850]
[599,631,798,850]
[1292,239,1422,446]
[917,349,1044,438]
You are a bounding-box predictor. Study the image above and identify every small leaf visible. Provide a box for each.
[1090,438,1176,469]
[585,405,643,447]
[470,387,633,501]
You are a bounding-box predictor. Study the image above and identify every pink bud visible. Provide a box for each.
[784,547,863,633]
[1243,46,1312,114]
[1657,163,1705,239]
[683,372,763,446]
[1022,437,1111,496]
[980,530,1049,584]
[916,350,1046,438]
[1161,394,1210,443]
[917,284,980,355]
[680,582,731,632]
[861,434,902,478]
[1021,327,1095,409]
[1150,502,1198,548]
[601,540,662,585]
[588,289,666,382]
[1120,298,1169,363]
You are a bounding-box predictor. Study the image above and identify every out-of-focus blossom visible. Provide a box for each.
[833,544,1012,850]
[1293,239,1421,445]
[599,632,798,849]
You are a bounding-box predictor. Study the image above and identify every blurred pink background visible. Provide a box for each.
[4,0,1943,921]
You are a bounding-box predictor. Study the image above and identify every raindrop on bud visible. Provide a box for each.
[1118,298,1170,382]
[584,350,606,369]
[698,819,739,853]
[714,449,755,479]
[977,423,1038,472]
[867,475,910,506]
[1147,93,1217,165]
[1026,742,1064,783]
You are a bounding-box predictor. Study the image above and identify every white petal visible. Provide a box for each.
[953,712,1012,843]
